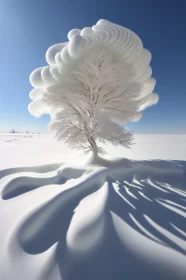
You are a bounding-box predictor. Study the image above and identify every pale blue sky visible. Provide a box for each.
[0,0,186,133]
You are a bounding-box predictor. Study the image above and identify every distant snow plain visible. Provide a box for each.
[0,133,186,169]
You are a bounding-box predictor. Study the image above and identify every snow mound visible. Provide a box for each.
[0,158,186,280]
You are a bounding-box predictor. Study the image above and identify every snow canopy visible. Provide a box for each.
[29,19,158,124]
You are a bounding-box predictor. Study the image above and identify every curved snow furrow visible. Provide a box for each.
[158,182,186,197]
[113,177,186,251]
[129,213,165,245]
[156,199,186,219]
[1,166,86,200]
[129,210,172,248]
[123,186,138,199]
[130,160,185,185]
[132,176,145,187]
[138,191,153,202]
[117,181,141,202]
[123,181,143,190]
[0,162,63,179]
[142,178,170,193]
[170,223,186,239]
[1,172,64,200]
[66,182,109,256]
[112,182,136,209]
[17,167,108,254]
[144,215,186,254]
[160,199,186,211]
[111,211,186,280]
[0,159,186,280]
[5,181,110,280]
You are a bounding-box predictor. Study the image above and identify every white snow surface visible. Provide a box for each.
[0,133,186,280]
[0,133,186,169]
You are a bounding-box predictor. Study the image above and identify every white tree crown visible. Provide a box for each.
[28,20,158,154]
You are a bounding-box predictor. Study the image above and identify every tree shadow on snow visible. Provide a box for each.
[0,159,186,280]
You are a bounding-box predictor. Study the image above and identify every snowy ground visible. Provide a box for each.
[0,133,186,280]
[0,133,186,169]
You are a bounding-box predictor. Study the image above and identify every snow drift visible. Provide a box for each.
[0,156,186,280]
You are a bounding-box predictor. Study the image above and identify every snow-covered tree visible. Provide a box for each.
[44,48,134,154]
[28,19,158,155]
[9,129,17,133]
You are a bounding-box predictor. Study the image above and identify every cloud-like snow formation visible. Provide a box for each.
[29,19,158,123]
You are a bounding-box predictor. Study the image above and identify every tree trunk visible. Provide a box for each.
[89,135,98,155]
[84,125,98,155]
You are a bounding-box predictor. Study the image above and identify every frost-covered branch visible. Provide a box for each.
[28,20,159,155]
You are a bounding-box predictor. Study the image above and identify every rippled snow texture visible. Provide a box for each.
[0,158,186,280]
